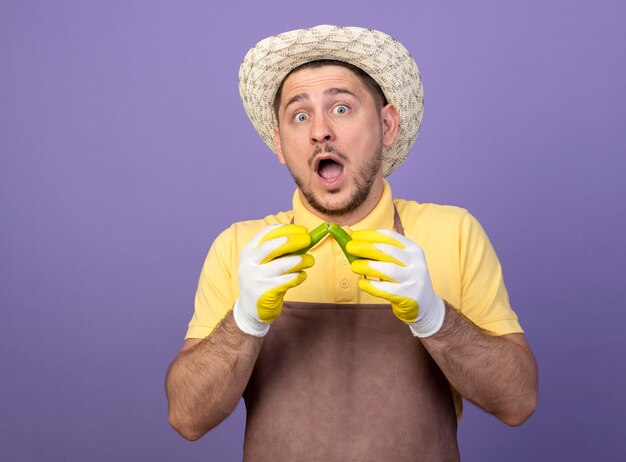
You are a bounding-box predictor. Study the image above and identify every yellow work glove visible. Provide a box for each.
[347,229,445,338]
[233,224,314,337]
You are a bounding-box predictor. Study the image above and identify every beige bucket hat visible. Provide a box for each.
[238,25,424,177]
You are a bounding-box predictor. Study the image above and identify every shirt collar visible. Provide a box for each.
[291,179,395,232]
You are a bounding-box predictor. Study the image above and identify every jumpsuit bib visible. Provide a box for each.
[242,211,460,461]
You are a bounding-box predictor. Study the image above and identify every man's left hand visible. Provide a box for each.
[346,229,445,338]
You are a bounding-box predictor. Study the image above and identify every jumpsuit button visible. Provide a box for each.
[339,257,348,265]
[340,279,349,289]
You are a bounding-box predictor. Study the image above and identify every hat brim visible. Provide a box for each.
[238,25,423,177]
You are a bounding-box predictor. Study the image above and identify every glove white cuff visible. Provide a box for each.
[408,296,446,338]
[233,298,270,337]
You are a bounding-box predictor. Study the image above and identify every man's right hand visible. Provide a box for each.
[233,224,314,337]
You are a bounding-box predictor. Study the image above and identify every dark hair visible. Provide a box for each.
[272,60,388,121]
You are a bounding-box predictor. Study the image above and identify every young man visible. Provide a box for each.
[166,25,537,460]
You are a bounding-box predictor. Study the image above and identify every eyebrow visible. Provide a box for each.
[283,87,358,112]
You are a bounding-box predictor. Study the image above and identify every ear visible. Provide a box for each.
[273,125,286,164]
[380,104,400,148]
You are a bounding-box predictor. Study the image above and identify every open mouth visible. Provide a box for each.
[315,157,344,182]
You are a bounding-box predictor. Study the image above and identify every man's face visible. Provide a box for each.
[273,65,398,223]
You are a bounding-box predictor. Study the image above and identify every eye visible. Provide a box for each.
[294,112,309,123]
[333,105,349,115]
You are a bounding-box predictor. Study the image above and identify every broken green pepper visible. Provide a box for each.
[288,222,330,255]
[328,223,358,263]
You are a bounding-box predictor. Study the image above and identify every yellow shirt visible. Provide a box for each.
[187,180,522,338]
[187,180,522,420]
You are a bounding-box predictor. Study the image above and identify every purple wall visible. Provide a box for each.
[2,1,625,460]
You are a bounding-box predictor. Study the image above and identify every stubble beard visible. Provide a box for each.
[286,143,384,217]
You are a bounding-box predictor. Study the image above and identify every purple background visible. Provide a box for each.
[2,1,625,460]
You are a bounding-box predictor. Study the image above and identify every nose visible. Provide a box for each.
[310,115,335,144]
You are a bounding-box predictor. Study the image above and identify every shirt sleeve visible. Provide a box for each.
[185,228,237,339]
[458,212,523,335]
